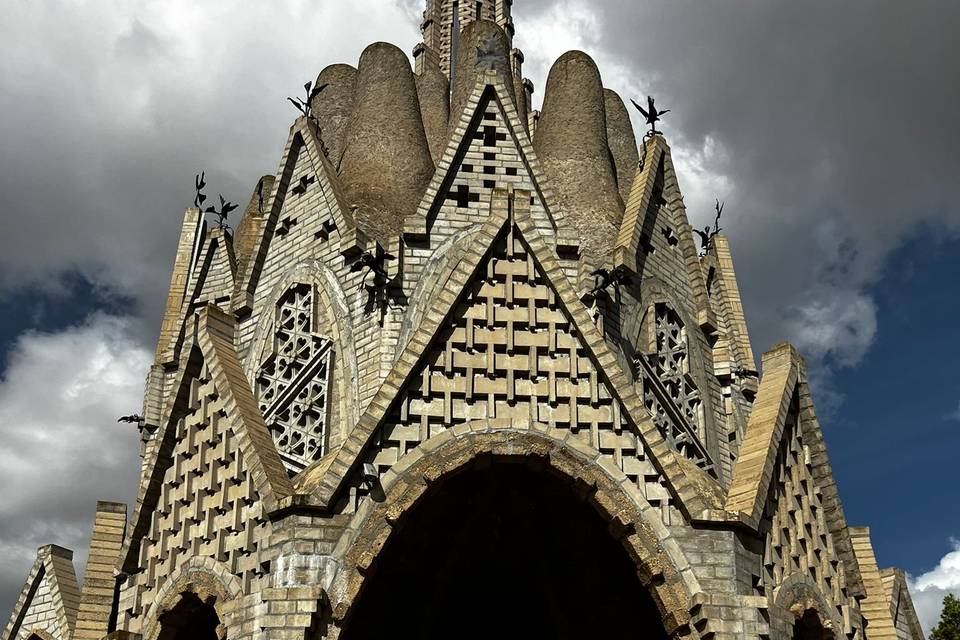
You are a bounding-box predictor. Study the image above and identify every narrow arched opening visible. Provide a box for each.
[341,462,669,640]
[793,608,833,640]
[157,592,221,640]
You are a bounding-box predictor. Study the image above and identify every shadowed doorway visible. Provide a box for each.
[342,462,669,640]
[157,592,220,640]
[793,609,833,640]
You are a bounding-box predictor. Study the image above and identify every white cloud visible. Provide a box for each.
[0,314,150,614]
[949,401,960,422]
[909,540,960,635]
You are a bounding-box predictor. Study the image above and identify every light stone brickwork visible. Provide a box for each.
[343,217,677,521]
[120,359,275,631]
[74,503,126,640]
[2,2,924,639]
[881,569,925,640]
[2,546,79,640]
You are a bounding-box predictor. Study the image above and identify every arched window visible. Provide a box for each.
[255,283,333,474]
[652,303,704,438]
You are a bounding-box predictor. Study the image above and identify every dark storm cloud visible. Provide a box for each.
[513,0,960,373]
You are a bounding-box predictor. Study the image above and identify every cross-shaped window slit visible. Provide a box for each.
[446,184,481,208]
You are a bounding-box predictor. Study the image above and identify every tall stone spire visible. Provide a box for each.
[414,0,516,79]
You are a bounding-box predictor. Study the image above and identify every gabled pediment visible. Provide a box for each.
[232,118,369,316]
[301,188,722,520]
[403,71,576,253]
[119,306,292,579]
[2,546,79,640]
[727,344,867,610]
[186,227,236,309]
[880,567,925,640]
[614,135,716,333]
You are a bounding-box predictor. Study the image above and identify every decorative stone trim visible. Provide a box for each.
[326,423,701,639]
[142,556,241,640]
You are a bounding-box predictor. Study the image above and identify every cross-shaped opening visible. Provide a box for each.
[446,184,481,208]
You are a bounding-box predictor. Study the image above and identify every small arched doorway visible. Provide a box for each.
[157,592,221,640]
[793,609,833,640]
[341,463,669,640]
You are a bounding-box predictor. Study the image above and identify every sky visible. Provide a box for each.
[0,0,957,633]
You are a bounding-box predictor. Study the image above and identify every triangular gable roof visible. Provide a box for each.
[726,343,865,598]
[403,70,578,253]
[118,305,293,574]
[708,235,757,373]
[614,135,716,332]
[303,187,722,517]
[2,546,80,640]
[155,208,204,365]
[185,227,236,308]
[232,117,369,316]
[881,567,926,640]
[851,527,900,638]
[74,502,126,640]
[154,226,236,372]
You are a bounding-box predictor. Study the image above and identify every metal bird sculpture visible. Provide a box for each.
[695,199,725,256]
[117,414,142,425]
[194,172,208,209]
[290,174,316,196]
[205,194,238,230]
[631,96,670,135]
[256,177,266,214]
[713,198,724,235]
[588,266,631,299]
[350,251,396,289]
[476,34,500,70]
[287,81,328,122]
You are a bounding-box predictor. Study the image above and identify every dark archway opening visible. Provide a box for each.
[157,592,221,640]
[793,609,833,640]
[342,462,669,640]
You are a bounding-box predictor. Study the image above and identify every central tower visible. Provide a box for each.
[415,0,518,79]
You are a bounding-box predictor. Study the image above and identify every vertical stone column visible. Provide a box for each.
[75,502,127,640]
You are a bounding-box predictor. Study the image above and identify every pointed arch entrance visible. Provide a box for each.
[343,463,666,639]
[156,592,220,640]
[329,424,698,639]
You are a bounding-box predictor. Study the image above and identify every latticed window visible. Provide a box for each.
[652,304,704,441]
[255,284,333,474]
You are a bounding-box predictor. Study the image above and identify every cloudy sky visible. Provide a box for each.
[0,0,958,633]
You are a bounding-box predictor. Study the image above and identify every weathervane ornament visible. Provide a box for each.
[695,199,724,256]
[631,95,670,136]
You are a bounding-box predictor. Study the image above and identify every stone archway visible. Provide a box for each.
[328,424,698,639]
[143,557,242,640]
[792,609,834,640]
[341,462,668,640]
[156,592,221,640]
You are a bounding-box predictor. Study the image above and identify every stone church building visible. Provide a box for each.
[3,1,926,639]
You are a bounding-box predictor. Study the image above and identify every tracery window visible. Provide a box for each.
[255,283,333,474]
[651,303,704,441]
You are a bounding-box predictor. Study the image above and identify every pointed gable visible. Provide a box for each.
[851,528,900,639]
[187,227,236,310]
[155,208,204,366]
[233,118,368,317]
[403,71,575,257]
[2,546,80,640]
[728,343,866,636]
[880,568,925,640]
[117,307,292,628]
[306,189,722,521]
[74,502,126,640]
[615,136,715,332]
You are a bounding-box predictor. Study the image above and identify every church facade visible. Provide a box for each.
[3,2,926,639]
